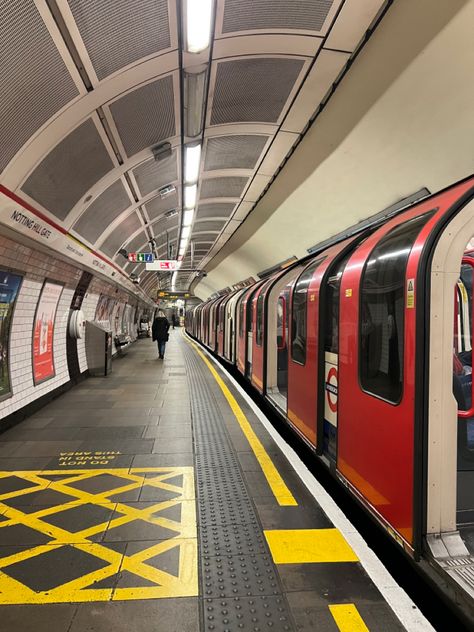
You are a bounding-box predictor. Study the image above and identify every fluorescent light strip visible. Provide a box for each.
[171,271,177,291]
[186,0,213,53]
[183,208,194,227]
[184,144,201,184]
[184,184,197,209]
[181,225,191,240]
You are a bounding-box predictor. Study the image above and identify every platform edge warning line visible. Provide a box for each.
[329,604,369,632]
[185,334,297,506]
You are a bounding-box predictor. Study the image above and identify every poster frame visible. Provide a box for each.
[0,268,23,403]
[31,278,64,386]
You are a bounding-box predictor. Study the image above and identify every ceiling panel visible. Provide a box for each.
[204,135,269,171]
[145,190,179,220]
[123,231,148,254]
[193,219,226,233]
[109,75,175,157]
[133,151,178,197]
[100,211,142,257]
[210,58,305,125]
[196,203,236,220]
[68,0,171,80]
[221,0,335,34]
[150,214,179,237]
[0,0,79,173]
[191,232,220,243]
[73,179,131,243]
[200,176,249,199]
[325,0,385,52]
[282,49,349,133]
[21,119,114,220]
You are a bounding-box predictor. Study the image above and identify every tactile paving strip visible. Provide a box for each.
[183,343,296,631]
[203,595,292,632]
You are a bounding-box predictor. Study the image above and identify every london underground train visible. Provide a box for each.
[186,177,474,615]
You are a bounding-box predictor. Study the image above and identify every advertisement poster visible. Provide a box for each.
[95,294,111,323]
[0,271,23,400]
[32,281,63,385]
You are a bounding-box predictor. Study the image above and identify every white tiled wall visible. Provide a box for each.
[0,234,151,423]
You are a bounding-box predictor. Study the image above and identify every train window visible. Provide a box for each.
[359,212,434,403]
[291,258,325,365]
[239,300,244,337]
[256,294,264,346]
[277,298,284,348]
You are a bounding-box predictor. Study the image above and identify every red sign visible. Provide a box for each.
[32,281,63,384]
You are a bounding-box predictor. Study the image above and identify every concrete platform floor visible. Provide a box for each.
[0,330,420,631]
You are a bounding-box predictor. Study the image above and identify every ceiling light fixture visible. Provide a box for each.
[183,208,195,227]
[184,144,201,183]
[181,226,191,241]
[186,0,213,53]
[184,184,197,209]
[164,208,178,218]
[171,270,177,291]
[184,70,207,137]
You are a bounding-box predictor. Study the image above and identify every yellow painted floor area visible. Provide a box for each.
[264,528,359,564]
[0,468,198,604]
[329,604,370,632]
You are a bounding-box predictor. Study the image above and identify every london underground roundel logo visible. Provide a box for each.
[326,367,338,413]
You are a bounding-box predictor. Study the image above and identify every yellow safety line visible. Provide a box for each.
[184,333,297,506]
[329,604,369,632]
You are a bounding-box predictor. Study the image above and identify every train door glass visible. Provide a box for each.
[322,255,349,461]
[276,295,289,398]
[454,253,474,510]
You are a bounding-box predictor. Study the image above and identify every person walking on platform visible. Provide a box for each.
[152,310,170,359]
[171,313,178,329]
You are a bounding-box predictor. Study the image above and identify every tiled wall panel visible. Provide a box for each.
[0,234,151,423]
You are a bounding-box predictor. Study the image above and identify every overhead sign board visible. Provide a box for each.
[157,291,191,299]
[146,260,181,271]
[128,252,154,263]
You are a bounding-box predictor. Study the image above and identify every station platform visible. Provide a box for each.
[0,330,429,632]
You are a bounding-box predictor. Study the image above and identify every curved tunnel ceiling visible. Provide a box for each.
[0,0,388,299]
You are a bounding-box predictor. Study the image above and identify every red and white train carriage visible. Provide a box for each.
[186,176,474,617]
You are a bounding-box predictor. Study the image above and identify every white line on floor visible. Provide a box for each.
[187,333,435,632]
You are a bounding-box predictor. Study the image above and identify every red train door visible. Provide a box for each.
[338,208,437,547]
[251,279,273,393]
[287,257,326,446]
[276,291,289,400]
[216,296,228,357]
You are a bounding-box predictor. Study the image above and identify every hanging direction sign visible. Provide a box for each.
[146,260,181,271]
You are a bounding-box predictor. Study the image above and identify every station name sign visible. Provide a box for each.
[146,260,181,271]
[128,252,154,263]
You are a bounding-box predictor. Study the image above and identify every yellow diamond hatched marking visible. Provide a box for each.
[0,468,198,604]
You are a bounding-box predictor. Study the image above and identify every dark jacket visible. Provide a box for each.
[152,316,170,342]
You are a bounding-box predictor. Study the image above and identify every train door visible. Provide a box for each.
[265,267,302,414]
[287,257,326,446]
[216,297,227,357]
[319,251,353,463]
[244,281,264,380]
[251,279,273,393]
[338,208,438,547]
[277,292,289,398]
[454,252,474,526]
